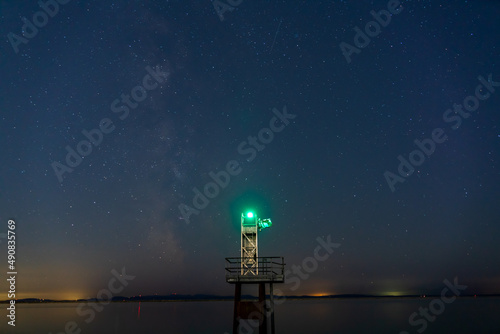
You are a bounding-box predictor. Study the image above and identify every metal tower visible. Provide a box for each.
[225,211,284,334]
[241,212,270,275]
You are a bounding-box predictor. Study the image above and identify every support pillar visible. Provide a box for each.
[232,283,276,334]
[258,283,267,333]
[233,283,241,334]
[269,283,275,334]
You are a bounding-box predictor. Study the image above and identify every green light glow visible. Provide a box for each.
[247,212,254,218]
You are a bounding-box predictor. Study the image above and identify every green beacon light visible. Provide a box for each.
[241,211,271,230]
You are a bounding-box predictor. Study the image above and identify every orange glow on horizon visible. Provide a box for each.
[309,292,331,297]
[13,291,87,301]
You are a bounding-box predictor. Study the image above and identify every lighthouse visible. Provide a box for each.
[225,211,285,334]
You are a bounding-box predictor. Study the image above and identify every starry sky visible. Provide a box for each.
[0,0,499,300]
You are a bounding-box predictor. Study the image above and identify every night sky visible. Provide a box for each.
[1,0,499,300]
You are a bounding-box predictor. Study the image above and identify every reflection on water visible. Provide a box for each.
[1,298,499,334]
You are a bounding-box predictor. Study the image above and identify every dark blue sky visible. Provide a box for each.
[0,0,499,299]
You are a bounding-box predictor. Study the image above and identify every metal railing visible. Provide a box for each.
[225,257,285,283]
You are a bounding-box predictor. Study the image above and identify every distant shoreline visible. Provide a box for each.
[2,294,500,304]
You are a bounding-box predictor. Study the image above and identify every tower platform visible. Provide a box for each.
[225,257,285,283]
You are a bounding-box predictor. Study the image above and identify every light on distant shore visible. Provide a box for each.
[383,291,405,296]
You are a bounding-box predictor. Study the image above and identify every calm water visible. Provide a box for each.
[1,298,499,334]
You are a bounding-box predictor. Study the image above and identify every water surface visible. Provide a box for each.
[1,297,499,333]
